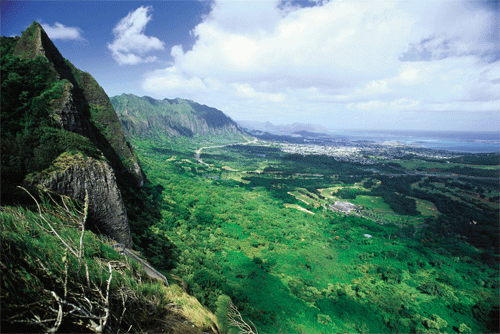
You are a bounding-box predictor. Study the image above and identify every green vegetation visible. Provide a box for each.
[1,190,218,333]
[1,36,101,203]
[111,93,243,139]
[2,22,499,334]
[123,136,499,333]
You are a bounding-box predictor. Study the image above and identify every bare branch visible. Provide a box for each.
[79,189,89,259]
[63,255,68,300]
[18,187,78,257]
[18,186,41,214]
[47,291,63,334]
[95,262,113,333]
[227,301,259,334]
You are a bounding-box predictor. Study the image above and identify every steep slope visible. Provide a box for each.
[111,93,243,138]
[1,22,143,247]
[13,22,145,187]
[1,196,219,333]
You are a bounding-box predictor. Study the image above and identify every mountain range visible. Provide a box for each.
[236,120,329,134]
[111,94,243,139]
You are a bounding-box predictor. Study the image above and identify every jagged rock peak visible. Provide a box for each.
[12,23,145,187]
[6,22,145,245]
[14,21,68,79]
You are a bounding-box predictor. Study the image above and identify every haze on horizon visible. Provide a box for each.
[2,0,499,132]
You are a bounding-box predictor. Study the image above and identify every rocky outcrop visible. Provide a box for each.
[49,80,87,134]
[37,153,133,248]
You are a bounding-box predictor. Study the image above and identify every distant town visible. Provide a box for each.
[276,140,459,164]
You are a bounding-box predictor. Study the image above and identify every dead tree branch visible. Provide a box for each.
[228,301,258,334]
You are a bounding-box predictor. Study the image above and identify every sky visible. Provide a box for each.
[2,0,499,131]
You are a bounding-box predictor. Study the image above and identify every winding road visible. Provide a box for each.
[195,136,257,165]
[112,244,169,286]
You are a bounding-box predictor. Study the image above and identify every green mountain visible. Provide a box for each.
[1,22,145,247]
[111,93,243,138]
[1,22,220,333]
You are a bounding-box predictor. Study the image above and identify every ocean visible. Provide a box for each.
[327,130,500,154]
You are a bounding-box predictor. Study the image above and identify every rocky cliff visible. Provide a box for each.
[2,22,141,247]
[36,153,133,247]
[111,94,243,138]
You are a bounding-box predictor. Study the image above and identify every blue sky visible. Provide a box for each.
[2,0,499,131]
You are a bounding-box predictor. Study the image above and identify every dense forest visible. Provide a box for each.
[120,136,499,333]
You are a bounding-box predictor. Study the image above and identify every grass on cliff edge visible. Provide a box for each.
[0,189,218,334]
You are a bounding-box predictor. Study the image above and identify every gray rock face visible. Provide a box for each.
[38,154,133,248]
[49,81,87,135]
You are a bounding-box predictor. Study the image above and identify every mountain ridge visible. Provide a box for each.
[2,21,145,247]
[237,119,329,134]
[111,93,244,139]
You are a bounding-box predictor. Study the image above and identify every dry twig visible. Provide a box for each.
[228,301,258,334]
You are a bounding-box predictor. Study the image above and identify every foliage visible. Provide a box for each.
[216,295,232,334]
[124,136,499,333]
[1,190,218,333]
[110,93,243,139]
[1,36,101,204]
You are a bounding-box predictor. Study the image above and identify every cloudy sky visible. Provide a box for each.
[2,0,499,131]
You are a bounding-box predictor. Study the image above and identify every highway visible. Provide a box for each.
[112,244,169,286]
[195,136,257,165]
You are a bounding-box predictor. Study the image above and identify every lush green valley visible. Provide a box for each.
[123,135,499,333]
[2,20,499,334]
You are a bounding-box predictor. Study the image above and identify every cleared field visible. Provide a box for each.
[288,191,315,206]
[284,203,315,215]
[319,186,343,199]
[351,195,393,213]
[415,198,440,217]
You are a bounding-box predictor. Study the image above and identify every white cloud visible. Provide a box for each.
[41,22,85,41]
[141,0,499,130]
[352,100,387,111]
[143,67,208,94]
[390,98,420,110]
[108,6,165,65]
[173,0,412,84]
[234,83,285,103]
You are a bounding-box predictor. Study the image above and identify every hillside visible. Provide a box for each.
[1,22,222,333]
[1,195,218,333]
[111,93,243,139]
